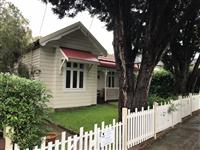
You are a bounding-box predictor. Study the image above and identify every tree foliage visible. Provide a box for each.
[0,0,32,73]
[162,8,200,95]
[150,69,174,98]
[0,73,52,149]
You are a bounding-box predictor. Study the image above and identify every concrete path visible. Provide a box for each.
[144,113,200,150]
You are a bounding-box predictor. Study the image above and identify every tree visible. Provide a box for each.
[40,0,200,119]
[162,11,200,95]
[130,0,200,109]
[0,73,52,149]
[0,0,32,73]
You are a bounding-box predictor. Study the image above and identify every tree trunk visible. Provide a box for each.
[132,51,155,109]
[113,0,135,121]
[187,55,200,92]
[174,72,188,95]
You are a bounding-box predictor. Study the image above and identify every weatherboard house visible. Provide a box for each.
[23,22,139,109]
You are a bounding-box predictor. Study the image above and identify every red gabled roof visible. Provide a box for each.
[99,60,116,68]
[61,47,99,63]
[98,54,140,71]
[98,54,115,62]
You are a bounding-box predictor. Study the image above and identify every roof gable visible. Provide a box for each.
[39,22,107,56]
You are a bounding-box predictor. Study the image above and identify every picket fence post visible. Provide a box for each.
[4,127,13,150]
[153,102,158,139]
[178,96,183,122]
[171,100,174,128]
[122,107,128,150]
[189,93,193,116]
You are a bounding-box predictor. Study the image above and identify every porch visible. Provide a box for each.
[97,68,119,102]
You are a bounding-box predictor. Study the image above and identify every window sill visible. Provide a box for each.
[63,88,86,92]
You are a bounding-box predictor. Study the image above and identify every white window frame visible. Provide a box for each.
[107,71,115,88]
[64,62,86,91]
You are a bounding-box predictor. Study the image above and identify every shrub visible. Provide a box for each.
[148,94,177,106]
[149,69,174,98]
[18,63,30,79]
[0,73,52,149]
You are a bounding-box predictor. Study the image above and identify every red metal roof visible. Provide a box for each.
[99,60,116,68]
[61,47,99,63]
[98,54,115,62]
[98,54,140,71]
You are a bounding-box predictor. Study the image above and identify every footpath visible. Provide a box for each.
[143,113,200,150]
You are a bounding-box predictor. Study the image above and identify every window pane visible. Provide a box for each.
[73,63,78,68]
[73,71,77,88]
[80,64,84,69]
[66,62,71,67]
[108,76,111,87]
[66,70,71,88]
[112,77,115,87]
[79,71,84,88]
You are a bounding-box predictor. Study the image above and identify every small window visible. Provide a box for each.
[107,71,115,88]
[80,64,84,69]
[65,62,85,89]
[73,63,78,68]
[66,62,71,67]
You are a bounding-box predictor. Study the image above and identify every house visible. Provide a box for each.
[23,21,140,109]
[23,22,107,108]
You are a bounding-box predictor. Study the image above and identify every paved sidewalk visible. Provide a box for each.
[143,113,200,150]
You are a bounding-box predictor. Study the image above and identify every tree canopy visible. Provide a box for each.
[0,0,32,73]
[162,11,200,95]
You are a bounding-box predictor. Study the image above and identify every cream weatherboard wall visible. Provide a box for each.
[23,47,98,108]
[22,48,56,107]
[53,49,97,108]
[22,49,40,80]
[39,48,56,107]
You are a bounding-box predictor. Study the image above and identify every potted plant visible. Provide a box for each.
[45,132,57,146]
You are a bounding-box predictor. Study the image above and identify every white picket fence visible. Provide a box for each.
[14,93,200,150]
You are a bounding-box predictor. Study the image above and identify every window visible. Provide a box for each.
[107,71,115,87]
[65,62,85,89]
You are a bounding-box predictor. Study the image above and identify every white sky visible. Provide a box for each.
[8,0,114,54]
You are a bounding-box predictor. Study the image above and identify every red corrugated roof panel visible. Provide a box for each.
[99,60,116,68]
[61,47,99,63]
[99,59,140,71]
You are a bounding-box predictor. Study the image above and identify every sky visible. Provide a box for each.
[8,0,114,53]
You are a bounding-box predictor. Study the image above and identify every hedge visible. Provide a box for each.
[0,73,52,149]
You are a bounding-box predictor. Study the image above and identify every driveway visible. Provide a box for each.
[143,113,200,150]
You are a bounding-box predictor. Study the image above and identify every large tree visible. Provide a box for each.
[131,0,200,109]
[41,0,200,118]
[162,11,200,95]
[0,0,32,73]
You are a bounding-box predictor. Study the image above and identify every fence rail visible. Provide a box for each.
[14,93,200,150]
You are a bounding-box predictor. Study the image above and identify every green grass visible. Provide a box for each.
[49,103,118,133]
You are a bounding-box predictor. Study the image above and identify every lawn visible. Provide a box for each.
[49,103,118,133]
